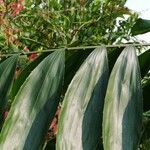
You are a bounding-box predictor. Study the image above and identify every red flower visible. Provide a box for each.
[11,1,24,17]
[28,53,38,61]
[50,118,58,133]
[0,0,3,4]
[3,111,8,120]
[49,106,61,135]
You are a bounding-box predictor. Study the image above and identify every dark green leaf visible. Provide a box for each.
[138,49,150,78]
[64,49,93,93]
[103,46,143,150]
[57,47,109,150]
[0,55,18,128]
[0,50,65,150]
[44,138,56,150]
[108,47,124,72]
[11,52,49,99]
[143,79,150,112]
[131,18,150,35]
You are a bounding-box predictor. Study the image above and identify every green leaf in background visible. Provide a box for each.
[131,18,150,35]
[143,79,150,112]
[44,138,56,150]
[103,46,143,150]
[0,50,65,150]
[11,52,50,99]
[140,114,150,150]
[108,47,124,73]
[56,47,109,150]
[138,49,150,78]
[0,55,18,129]
[64,49,93,93]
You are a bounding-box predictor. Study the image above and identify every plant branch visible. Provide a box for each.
[1,43,150,57]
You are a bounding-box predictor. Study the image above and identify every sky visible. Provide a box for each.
[125,0,150,42]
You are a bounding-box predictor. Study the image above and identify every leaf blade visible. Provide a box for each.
[56,47,109,150]
[138,49,150,78]
[0,50,65,150]
[131,18,150,35]
[0,55,18,128]
[11,52,49,99]
[103,46,143,150]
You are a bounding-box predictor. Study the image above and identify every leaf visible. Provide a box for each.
[108,47,124,72]
[65,46,123,84]
[56,47,109,150]
[44,139,56,150]
[131,18,150,35]
[43,50,93,150]
[11,52,49,99]
[143,79,150,112]
[64,49,92,93]
[138,49,150,78]
[103,46,143,150]
[0,55,18,128]
[140,115,150,150]
[0,50,65,150]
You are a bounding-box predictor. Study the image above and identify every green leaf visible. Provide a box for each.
[108,47,124,72]
[0,50,65,150]
[138,49,150,78]
[131,18,150,35]
[56,47,109,150]
[103,46,143,150]
[143,79,150,112]
[0,55,18,128]
[11,52,49,99]
[44,138,56,150]
[140,115,150,150]
[64,49,92,93]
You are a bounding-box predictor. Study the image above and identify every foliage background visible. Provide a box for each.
[0,0,138,53]
[0,0,150,149]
